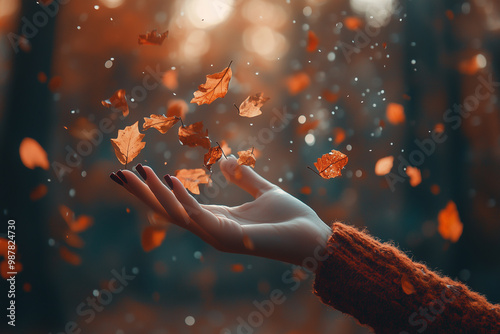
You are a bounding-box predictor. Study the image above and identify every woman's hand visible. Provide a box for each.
[110,156,332,266]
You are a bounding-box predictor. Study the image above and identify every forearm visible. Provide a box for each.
[313,222,500,333]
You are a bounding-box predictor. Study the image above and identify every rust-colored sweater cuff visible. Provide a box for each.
[313,222,500,333]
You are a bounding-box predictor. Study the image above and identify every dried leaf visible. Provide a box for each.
[406,166,422,187]
[237,148,256,168]
[386,103,405,125]
[19,137,49,170]
[238,92,270,118]
[176,168,210,195]
[138,29,168,45]
[375,156,394,176]
[313,150,348,179]
[204,146,223,171]
[286,72,310,95]
[59,246,82,266]
[141,226,167,252]
[101,89,129,117]
[191,63,232,105]
[166,99,188,119]
[178,122,211,150]
[438,201,463,243]
[143,114,180,134]
[30,184,48,201]
[306,30,319,52]
[111,121,146,165]
[401,274,416,295]
[344,16,363,30]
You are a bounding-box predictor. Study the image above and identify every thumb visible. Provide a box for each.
[219,155,276,198]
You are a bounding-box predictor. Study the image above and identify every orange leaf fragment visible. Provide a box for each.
[138,29,168,45]
[238,92,270,118]
[65,233,85,249]
[344,16,363,30]
[231,264,245,273]
[300,186,312,195]
[401,274,416,295]
[59,246,82,266]
[219,140,232,155]
[322,90,339,103]
[111,121,146,165]
[143,114,180,134]
[204,146,223,171]
[297,119,320,136]
[286,72,310,95]
[406,166,422,187]
[166,99,188,119]
[141,226,167,252]
[333,127,346,145]
[313,149,348,179]
[178,122,211,150]
[101,89,129,117]
[19,137,49,170]
[191,62,232,105]
[176,168,210,195]
[306,30,319,52]
[438,201,463,243]
[162,70,178,90]
[375,156,394,176]
[237,148,256,168]
[386,103,405,125]
[59,205,94,233]
[30,184,48,201]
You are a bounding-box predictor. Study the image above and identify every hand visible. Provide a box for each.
[110,156,332,266]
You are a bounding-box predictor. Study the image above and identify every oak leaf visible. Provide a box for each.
[141,226,167,252]
[438,201,463,243]
[19,137,50,170]
[306,30,319,52]
[138,29,168,45]
[191,62,232,105]
[176,168,210,195]
[204,145,223,171]
[178,122,211,150]
[313,149,348,179]
[111,121,146,165]
[143,114,180,134]
[101,89,129,117]
[238,92,270,118]
[237,148,256,168]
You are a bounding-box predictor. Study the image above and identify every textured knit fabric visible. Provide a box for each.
[313,222,500,333]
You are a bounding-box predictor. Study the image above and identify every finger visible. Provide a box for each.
[220,155,276,198]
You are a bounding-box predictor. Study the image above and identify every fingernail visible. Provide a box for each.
[164,174,174,190]
[116,170,128,184]
[110,173,124,186]
[136,164,147,181]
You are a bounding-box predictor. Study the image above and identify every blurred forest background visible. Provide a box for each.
[1,0,500,333]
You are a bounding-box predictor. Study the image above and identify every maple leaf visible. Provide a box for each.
[286,72,310,95]
[386,103,405,125]
[306,30,319,52]
[438,201,463,243]
[375,156,394,176]
[143,114,180,134]
[176,168,210,195]
[311,149,348,179]
[19,137,49,170]
[191,61,233,105]
[101,89,130,117]
[138,29,168,45]
[237,148,256,168]
[141,226,167,252]
[204,144,224,171]
[178,122,211,150]
[237,92,270,118]
[111,121,146,166]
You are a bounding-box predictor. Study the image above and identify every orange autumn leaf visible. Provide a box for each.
[101,89,129,117]
[344,16,363,30]
[406,166,422,187]
[176,168,210,195]
[178,122,211,150]
[286,72,310,95]
[375,156,394,176]
[313,149,348,179]
[1,261,23,279]
[306,30,319,52]
[30,184,48,201]
[141,226,167,252]
[59,246,82,266]
[191,62,232,105]
[386,103,405,125]
[166,99,188,119]
[401,274,416,295]
[19,137,49,170]
[237,148,256,168]
[111,121,146,165]
[138,29,168,45]
[204,146,223,171]
[59,205,94,233]
[297,119,320,136]
[231,264,245,273]
[162,70,178,90]
[438,201,463,243]
[238,92,270,118]
[143,115,180,134]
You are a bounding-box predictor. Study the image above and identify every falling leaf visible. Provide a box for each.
[162,70,178,90]
[59,205,94,233]
[141,226,167,252]
[386,103,405,125]
[143,114,180,134]
[313,149,348,179]
[219,140,232,155]
[191,62,232,105]
[297,120,320,136]
[204,146,223,171]
[30,184,48,201]
[238,92,270,118]
[231,264,245,273]
[176,169,210,195]
[178,122,211,150]
[401,274,416,295]
[111,121,146,165]
[138,29,168,45]
[59,246,82,266]
[438,201,463,243]
[286,72,310,95]
[375,156,394,176]
[333,127,346,145]
[101,89,129,117]
[19,137,49,170]
[166,99,188,119]
[237,148,256,168]
[406,166,422,187]
[344,16,363,30]
[306,30,319,52]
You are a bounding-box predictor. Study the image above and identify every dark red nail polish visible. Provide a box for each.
[116,170,128,184]
[136,164,147,180]
[164,174,174,190]
[110,173,124,186]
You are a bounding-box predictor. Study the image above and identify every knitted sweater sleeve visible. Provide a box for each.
[313,222,500,333]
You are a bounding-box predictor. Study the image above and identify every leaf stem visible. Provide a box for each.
[216,142,227,159]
